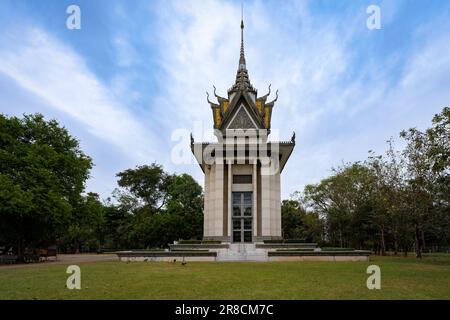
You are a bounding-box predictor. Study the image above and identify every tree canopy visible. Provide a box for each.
[0,114,92,256]
[107,165,203,249]
[288,107,450,258]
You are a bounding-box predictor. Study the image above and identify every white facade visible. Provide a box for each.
[193,17,294,243]
[201,151,283,243]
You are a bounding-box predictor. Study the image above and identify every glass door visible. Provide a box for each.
[232,192,253,243]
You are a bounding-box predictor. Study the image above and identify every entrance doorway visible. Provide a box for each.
[232,192,253,243]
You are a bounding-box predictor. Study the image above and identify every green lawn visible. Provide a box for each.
[1,254,450,299]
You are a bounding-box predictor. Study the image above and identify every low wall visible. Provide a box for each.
[119,256,216,262]
[268,255,369,262]
[116,251,217,262]
[256,243,318,249]
[268,250,371,262]
[169,244,229,250]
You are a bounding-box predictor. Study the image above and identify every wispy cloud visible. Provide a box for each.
[152,0,450,197]
[0,27,158,164]
[1,0,449,200]
[151,0,375,192]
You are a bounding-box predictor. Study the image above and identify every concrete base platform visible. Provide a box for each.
[116,245,371,262]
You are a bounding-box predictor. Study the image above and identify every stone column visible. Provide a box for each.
[228,162,232,240]
[253,160,258,240]
[270,169,276,236]
[214,162,224,238]
[261,160,270,237]
[275,170,281,237]
[204,165,211,238]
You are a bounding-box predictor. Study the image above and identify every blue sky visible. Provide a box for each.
[1,0,450,200]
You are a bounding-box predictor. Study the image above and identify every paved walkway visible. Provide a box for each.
[0,254,118,269]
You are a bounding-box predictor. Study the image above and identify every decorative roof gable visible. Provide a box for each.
[206,17,279,134]
[227,105,257,129]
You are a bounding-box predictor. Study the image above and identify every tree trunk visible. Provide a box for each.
[421,229,426,252]
[380,227,386,256]
[17,239,25,258]
[415,225,422,259]
[393,227,399,255]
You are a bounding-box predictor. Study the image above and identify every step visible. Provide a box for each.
[216,244,268,262]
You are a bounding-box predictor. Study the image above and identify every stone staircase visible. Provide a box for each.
[216,243,268,262]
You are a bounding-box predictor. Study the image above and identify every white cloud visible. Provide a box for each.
[1,0,449,201]
[152,0,450,198]
[0,27,159,164]
[151,0,365,194]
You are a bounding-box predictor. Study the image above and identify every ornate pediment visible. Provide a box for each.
[227,105,257,129]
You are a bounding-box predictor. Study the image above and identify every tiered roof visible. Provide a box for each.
[206,17,279,133]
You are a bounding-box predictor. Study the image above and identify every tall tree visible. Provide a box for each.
[303,163,374,249]
[62,192,105,253]
[116,163,173,210]
[281,199,323,242]
[0,114,92,257]
[297,107,450,257]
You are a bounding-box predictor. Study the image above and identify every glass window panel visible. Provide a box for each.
[233,193,241,204]
[244,219,252,229]
[244,231,252,242]
[243,193,252,204]
[233,206,241,217]
[233,219,241,230]
[233,231,241,242]
[244,206,252,216]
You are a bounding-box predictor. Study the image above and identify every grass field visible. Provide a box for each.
[1,254,450,299]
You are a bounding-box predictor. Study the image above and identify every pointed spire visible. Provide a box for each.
[239,4,246,70]
[229,4,256,95]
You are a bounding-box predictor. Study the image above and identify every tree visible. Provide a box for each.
[281,199,323,242]
[116,163,173,209]
[400,107,450,258]
[62,192,105,253]
[400,130,434,258]
[113,165,203,248]
[302,163,375,249]
[102,202,133,250]
[281,200,305,239]
[294,107,450,257]
[166,174,203,239]
[0,114,92,257]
